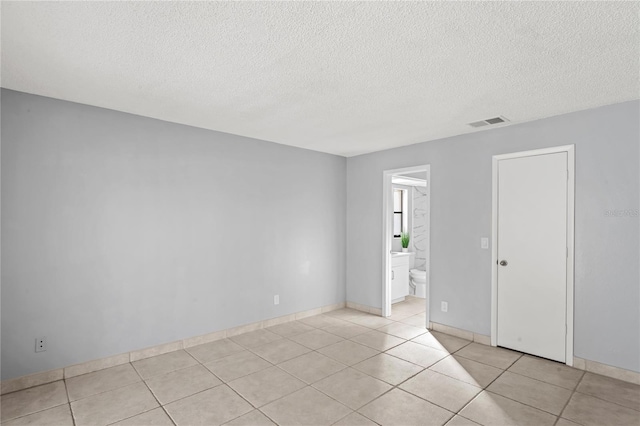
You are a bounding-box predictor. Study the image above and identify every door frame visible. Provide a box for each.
[382,164,431,323]
[490,145,575,365]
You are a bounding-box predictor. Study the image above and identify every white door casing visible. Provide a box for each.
[491,145,575,365]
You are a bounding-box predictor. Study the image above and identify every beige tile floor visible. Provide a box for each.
[2,296,639,426]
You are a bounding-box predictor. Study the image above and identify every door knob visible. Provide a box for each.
[499,260,508,266]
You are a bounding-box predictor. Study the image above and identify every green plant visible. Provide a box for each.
[401,232,410,248]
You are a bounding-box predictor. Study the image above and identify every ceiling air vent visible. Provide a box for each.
[468,116,509,128]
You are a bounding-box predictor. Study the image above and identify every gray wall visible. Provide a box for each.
[347,101,639,373]
[1,89,347,380]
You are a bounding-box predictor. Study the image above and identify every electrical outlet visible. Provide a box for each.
[441,301,448,313]
[35,337,46,353]
[481,237,489,249]
[274,295,280,305]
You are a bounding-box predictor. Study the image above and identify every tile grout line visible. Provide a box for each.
[61,378,77,426]
[86,331,617,426]
[555,370,586,425]
[448,355,517,423]
[112,310,635,424]
[68,360,167,426]
[327,410,368,426]
[454,352,595,424]
[503,364,583,391]
[215,316,407,422]
[569,372,640,414]
[436,350,524,421]
[8,305,636,426]
[211,332,356,426]
[0,384,74,424]
[134,362,178,426]
[304,319,469,425]
[236,333,359,417]
[192,326,348,423]
[60,308,421,425]
[349,337,480,424]
[499,356,640,415]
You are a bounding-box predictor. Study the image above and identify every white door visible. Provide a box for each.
[497,152,568,362]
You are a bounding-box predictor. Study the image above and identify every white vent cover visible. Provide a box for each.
[468,116,509,128]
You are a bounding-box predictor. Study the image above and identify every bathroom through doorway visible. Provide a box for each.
[382,165,430,326]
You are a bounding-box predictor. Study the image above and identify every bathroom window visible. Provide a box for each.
[393,189,407,237]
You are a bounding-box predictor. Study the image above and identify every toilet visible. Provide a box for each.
[409,269,427,298]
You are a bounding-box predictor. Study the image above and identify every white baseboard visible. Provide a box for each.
[430,321,490,345]
[0,301,346,395]
[428,322,640,386]
[346,301,382,316]
[573,356,640,385]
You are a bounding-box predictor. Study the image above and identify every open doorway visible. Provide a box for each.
[382,165,430,329]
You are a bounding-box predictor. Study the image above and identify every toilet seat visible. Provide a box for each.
[409,269,427,298]
[409,269,427,280]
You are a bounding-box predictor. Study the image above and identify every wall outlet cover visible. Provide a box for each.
[481,237,489,249]
[274,295,280,305]
[441,301,448,313]
[35,337,46,353]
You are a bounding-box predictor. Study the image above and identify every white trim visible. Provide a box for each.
[392,175,427,187]
[382,165,431,324]
[0,301,347,394]
[491,145,575,366]
[573,356,640,385]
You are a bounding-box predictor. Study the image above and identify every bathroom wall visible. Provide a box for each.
[1,89,347,380]
[412,185,428,271]
[346,100,640,373]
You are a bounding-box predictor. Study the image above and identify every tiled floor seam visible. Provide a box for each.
[349,376,425,424]
[137,368,176,426]
[450,391,484,424]
[375,363,456,414]
[380,349,480,417]
[482,388,565,418]
[353,381,455,426]
[447,354,518,423]
[62,379,76,426]
[453,350,522,371]
[141,314,473,425]
[261,341,385,411]
[572,389,640,413]
[159,405,178,426]
[103,407,163,426]
[556,387,580,426]
[310,348,457,425]
[461,354,595,422]
[86,340,615,426]
[63,363,143,404]
[502,366,585,395]
[17,308,634,426]
[1,400,71,425]
[126,358,227,420]
[304,353,390,411]
[254,406,280,426]
[555,368,640,421]
[327,410,364,426]
[64,376,142,403]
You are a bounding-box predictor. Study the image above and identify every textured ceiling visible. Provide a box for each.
[2,1,638,157]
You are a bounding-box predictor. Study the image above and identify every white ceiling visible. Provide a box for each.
[2,1,638,157]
